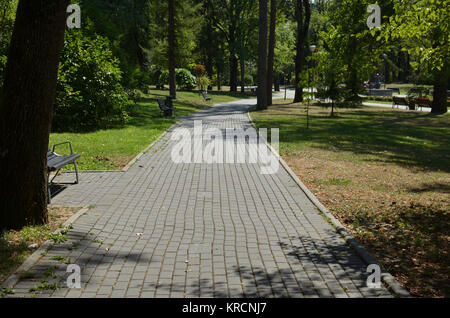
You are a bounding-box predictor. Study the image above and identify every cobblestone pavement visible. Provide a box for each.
[6,99,393,298]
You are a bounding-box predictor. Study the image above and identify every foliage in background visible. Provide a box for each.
[383,0,449,72]
[147,0,203,73]
[159,68,197,89]
[54,29,131,131]
[0,0,17,90]
[324,0,385,102]
[80,0,154,88]
[197,75,211,90]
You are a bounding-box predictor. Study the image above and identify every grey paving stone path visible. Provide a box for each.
[6,98,392,298]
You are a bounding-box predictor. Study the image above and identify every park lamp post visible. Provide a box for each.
[306,45,317,129]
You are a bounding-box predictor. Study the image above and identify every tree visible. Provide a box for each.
[0,0,17,89]
[80,0,154,87]
[267,0,277,105]
[293,0,310,103]
[314,45,345,117]
[384,0,449,114]
[168,0,176,98]
[257,0,268,109]
[274,19,296,89]
[323,0,385,103]
[0,0,70,231]
[205,0,257,92]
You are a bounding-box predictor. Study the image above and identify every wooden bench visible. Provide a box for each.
[389,87,401,94]
[392,96,410,109]
[157,98,175,117]
[47,141,81,203]
[201,91,212,101]
[414,97,432,111]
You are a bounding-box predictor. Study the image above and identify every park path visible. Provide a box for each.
[7,98,393,298]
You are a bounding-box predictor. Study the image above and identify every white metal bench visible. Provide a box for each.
[47,141,80,203]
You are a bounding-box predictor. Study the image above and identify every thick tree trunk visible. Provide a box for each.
[217,70,221,91]
[345,37,360,100]
[229,54,238,92]
[168,0,176,98]
[0,0,69,231]
[240,56,245,93]
[206,57,213,91]
[257,0,268,110]
[432,68,448,114]
[274,73,280,91]
[294,0,310,103]
[267,0,277,106]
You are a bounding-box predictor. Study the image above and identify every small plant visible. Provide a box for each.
[93,239,104,245]
[50,255,72,264]
[0,287,15,297]
[43,266,58,280]
[50,255,65,261]
[48,232,68,244]
[197,76,211,91]
[29,282,62,293]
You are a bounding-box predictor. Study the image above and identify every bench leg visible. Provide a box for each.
[74,162,79,184]
[47,172,51,204]
[50,168,61,184]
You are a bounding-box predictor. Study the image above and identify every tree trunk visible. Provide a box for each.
[206,57,213,91]
[274,73,280,91]
[240,56,245,93]
[294,0,310,103]
[432,68,448,114]
[267,0,277,106]
[168,0,176,98]
[257,0,268,110]
[0,0,69,231]
[229,54,238,92]
[217,70,221,91]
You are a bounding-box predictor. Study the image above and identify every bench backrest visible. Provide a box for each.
[393,96,408,105]
[157,99,167,110]
[415,98,432,106]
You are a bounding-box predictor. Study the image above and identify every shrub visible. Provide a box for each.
[192,64,206,78]
[244,74,254,86]
[197,76,211,90]
[159,68,197,89]
[53,30,132,131]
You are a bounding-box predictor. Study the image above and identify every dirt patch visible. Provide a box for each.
[285,150,449,297]
[0,207,81,284]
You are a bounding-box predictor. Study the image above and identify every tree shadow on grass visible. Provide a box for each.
[407,182,450,194]
[254,107,450,172]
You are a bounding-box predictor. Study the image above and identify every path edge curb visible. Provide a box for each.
[1,206,91,291]
[247,110,411,298]
[122,122,181,172]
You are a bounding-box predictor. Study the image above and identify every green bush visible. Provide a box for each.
[197,75,211,90]
[53,30,132,131]
[244,74,254,86]
[159,68,197,89]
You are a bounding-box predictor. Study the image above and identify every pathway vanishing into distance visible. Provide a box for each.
[5,98,396,298]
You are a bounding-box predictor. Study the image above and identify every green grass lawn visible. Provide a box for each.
[251,100,450,297]
[386,83,433,95]
[363,99,394,105]
[50,89,251,170]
